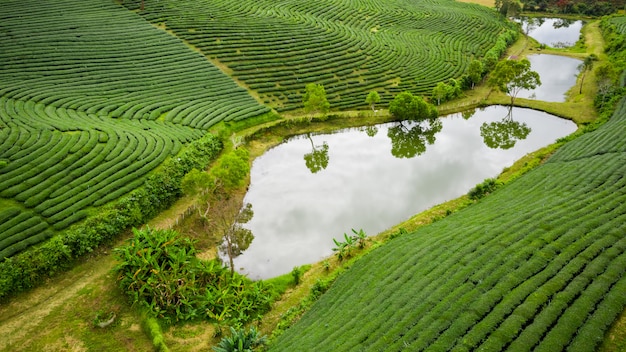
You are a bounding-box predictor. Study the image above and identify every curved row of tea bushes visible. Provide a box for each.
[126,0,514,111]
[610,16,626,33]
[0,97,206,259]
[269,100,626,349]
[0,0,269,128]
[0,133,223,299]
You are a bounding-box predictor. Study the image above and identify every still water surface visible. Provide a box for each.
[235,106,577,279]
[519,17,584,47]
[518,54,581,102]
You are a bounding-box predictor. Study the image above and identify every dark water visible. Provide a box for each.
[519,17,584,47]
[518,54,581,102]
[233,106,577,279]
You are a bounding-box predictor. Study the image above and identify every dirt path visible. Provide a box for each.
[0,242,155,351]
[0,256,109,350]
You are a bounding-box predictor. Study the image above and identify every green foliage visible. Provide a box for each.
[577,54,598,94]
[302,83,330,116]
[480,114,531,150]
[488,58,541,105]
[181,168,214,196]
[388,92,438,121]
[0,134,222,301]
[387,119,442,158]
[140,311,170,352]
[431,79,462,105]
[365,91,381,111]
[124,0,512,111]
[467,178,502,200]
[332,229,367,260]
[114,228,273,325]
[303,134,329,174]
[291,266,303,286]
[213,326,267,352]
[0,0,268,126]
[270,87,626,351]
[210,148,251,193]
[495,0,522,16]
[467,60,484,89]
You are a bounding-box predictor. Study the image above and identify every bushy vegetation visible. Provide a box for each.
[0,0,267,269]
[115,228,274,326]
[213,326,267,352]
[0,134,222,300]
[123,0,516,111]
[520,0,624,16]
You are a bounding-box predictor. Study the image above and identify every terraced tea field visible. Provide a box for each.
[270,96,626,351]
[0,0,515,263]
[124,0,515,111]
[0,0,268,259]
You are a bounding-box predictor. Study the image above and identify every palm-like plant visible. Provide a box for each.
[213,326,267,352]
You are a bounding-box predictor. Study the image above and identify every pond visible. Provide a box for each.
[518,54,581,102]
[518,17,584,47]
[233,106,577,279]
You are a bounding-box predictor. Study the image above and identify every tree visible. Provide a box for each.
[467,60,484,89]
[302,83,330,116]
[495,0,522,15]
[209,148,250,193]
[432,82,449,106]
[303,134,329,173]
[388,91,438,121]
[488,58,541,106]
[577,54,597,94]
[181,168,215,219]
[365,91,381,112]
[180,148,253,273]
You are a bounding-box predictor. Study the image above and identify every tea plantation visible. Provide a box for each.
[0,0,268,259]
[270,98,626,350]
[123,0,515,111]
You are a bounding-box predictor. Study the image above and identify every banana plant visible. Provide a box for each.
[351,228,367,249]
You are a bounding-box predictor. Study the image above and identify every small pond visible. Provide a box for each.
[518,17,584,47]
[518,54,582,102]
[233,106,577,279]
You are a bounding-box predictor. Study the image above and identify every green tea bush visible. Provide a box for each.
[0,134,222,300]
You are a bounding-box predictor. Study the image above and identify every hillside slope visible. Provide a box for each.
[270,101,626,349]
[124,0,514,111]
[0,0,267,259]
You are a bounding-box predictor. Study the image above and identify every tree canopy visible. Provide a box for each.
[388,91,438,121]
[303,83,330,116]
[365,91,381,112]
[488,58,541,105]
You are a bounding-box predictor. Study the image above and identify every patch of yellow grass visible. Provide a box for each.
[456,0,494,8]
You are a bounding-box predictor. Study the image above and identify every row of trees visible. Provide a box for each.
[302,55,540,117]
[496,0,623,16]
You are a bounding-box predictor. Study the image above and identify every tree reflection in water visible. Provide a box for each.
[303,133,329,173]
[387,117,442,158]
[480,107,531,149]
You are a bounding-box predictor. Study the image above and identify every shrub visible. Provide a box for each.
[468,178,502,200]
[114,228,274,325]
[213,326,267,352]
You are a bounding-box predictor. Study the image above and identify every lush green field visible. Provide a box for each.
[610,16,626,33]
[0,0,268,259]
[270,100,626,350]
[123,0,515,111]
